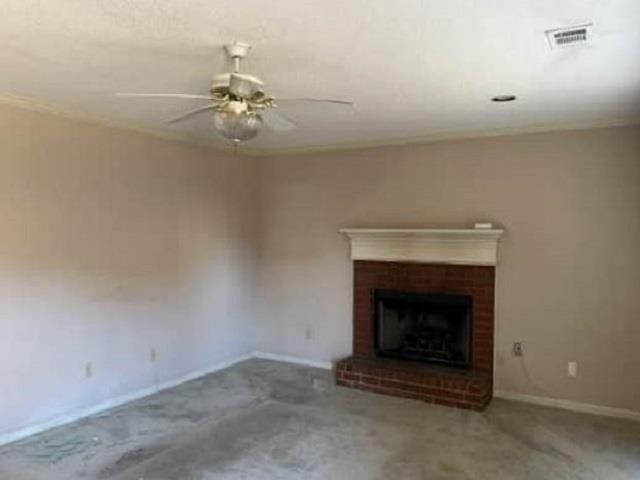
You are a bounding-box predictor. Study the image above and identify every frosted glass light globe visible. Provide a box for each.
[212,111,262,142]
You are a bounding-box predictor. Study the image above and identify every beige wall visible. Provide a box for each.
[255,126,640,412]
[2,99,639,438]
[0,103,258,437]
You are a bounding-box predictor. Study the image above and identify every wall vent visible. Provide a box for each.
[545,24,593,49]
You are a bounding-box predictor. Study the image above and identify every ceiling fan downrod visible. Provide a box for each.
[224,41,251,73]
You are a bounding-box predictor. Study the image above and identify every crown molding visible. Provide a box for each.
[241,118,640,157]
[2,94,638,158]
[0,94,239,155]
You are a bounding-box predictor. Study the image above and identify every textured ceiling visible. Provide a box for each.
[1,0,639,154]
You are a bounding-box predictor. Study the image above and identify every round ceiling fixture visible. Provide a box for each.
[491,95,517,102]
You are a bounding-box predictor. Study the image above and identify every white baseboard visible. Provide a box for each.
[4,356,638,446]
[0,352,254,447]
[0,352,332,446]
[252,351,333,370]
[494,390,640,423]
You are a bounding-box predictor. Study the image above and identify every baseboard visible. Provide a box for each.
[6,357,637,447]
[0,352,254,447]
[0,352,332,446]
[494,390,640,423]
[252,351,333,370]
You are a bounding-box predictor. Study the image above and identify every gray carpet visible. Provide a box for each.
[1,359,639,479]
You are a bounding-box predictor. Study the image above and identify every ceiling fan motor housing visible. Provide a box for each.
[210,73,266,101]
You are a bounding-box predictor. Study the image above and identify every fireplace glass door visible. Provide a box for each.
[375,290,472,368]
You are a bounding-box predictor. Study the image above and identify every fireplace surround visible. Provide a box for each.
[336,228,503,410]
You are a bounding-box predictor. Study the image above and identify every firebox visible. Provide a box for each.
[374,290,472,369]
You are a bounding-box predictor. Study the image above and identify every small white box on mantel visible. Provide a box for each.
[474,222,494,230]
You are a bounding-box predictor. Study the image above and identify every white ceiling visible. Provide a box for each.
[1,0,639,154]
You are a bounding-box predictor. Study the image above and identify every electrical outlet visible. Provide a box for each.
[85,362,93,378]
[568,361,578,378]
[150,347,157,363]
[513,342,523,356]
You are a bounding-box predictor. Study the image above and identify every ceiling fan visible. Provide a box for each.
[116,41,354,144]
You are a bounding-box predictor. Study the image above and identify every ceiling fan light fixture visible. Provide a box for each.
[116,41,353,143]
[212,111,262,142]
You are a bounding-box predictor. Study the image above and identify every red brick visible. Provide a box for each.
[342,261,496,411]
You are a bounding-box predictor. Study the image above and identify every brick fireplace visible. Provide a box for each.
[335,228,503,410]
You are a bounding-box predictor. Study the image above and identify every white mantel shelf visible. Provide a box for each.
[340,228,505,266]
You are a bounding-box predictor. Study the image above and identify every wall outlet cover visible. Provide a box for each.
[513,342,523,356]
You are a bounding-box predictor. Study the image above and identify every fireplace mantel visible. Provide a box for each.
[340,228,504,266]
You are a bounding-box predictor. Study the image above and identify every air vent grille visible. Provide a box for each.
[546,24,593,49]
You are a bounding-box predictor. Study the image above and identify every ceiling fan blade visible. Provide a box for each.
[116,93,212,100]
[165,104,216,124]
[275,98,355,108]
[262,109,298,132]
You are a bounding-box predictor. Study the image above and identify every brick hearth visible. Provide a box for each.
[336,260,495,410]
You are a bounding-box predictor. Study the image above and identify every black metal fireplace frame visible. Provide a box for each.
[373,289,473,369]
